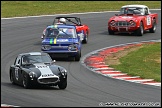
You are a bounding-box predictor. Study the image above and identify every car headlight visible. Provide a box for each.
[42,45,52,50]
[109,20,116,27]
[29,72,37,80]
[68,44,78,51]
[59,68,67,78]
[129,20,136,27]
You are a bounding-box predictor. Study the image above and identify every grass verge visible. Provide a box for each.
[1,1,161,18]
[105,42,161,82]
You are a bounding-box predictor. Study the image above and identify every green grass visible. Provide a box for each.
[1,1,161,18]
[107,43,161,82]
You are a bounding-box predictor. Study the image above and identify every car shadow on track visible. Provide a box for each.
[1,82,24,89]
[29,85,60,90]
[1,82,62,90]
[51,57,79,62]
[100,30,151,36]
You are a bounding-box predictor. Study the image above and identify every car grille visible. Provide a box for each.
[38,77,59,84]
[116,21,129,27]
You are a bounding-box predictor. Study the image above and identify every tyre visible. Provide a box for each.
[10,71,15,85]
[75,51,81,61]
[58,80,67,89]
[23,74,31,89]
[135,22,144,36]
[82,31,88,44]
[108,29,114,35]
[149,19,156,33]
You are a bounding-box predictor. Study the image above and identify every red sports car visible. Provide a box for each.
[108,5,158,36]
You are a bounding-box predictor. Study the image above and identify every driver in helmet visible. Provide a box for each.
[57,18,66,24]
[23,56,29,64]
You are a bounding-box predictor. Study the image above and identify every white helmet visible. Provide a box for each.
[59,18,66,23]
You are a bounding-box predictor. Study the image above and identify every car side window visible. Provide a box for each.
[133,10,141,14]
[14,57,18,65]
[137,8,143,15]
[14,56,21,65]
[18,59,20,65]
[144,8,149,15]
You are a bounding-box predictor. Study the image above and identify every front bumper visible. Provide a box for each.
[30,75,67,86]
[108,26,139,33]
[42,50,80,58]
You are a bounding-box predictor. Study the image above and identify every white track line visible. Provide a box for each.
[1,104,20,107]
[99,70,121,73]
[142,83,161,86]
[104,73,128,77]
[93,67,114,71]
[115,76,140,79]
[127,79,154,82]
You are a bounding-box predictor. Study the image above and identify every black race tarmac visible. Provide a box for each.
[1,10,161,107]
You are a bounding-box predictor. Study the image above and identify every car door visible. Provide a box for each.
[14,56,22,83]
[144,7,152,29]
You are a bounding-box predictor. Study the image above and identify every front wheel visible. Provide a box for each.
[108,29,114,35]
[75,51,81,61]
[23,74,32,89]
[135,22,144,36]
[58,80,67,89]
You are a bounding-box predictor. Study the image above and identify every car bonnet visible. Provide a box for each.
[28,63,60,78]
[110,15,140,22]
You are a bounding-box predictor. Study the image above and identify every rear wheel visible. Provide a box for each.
[82,31,88,44]
[10,71,15,84]
[149,19,156,33]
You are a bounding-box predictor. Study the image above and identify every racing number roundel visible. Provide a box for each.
[146,16,151,25]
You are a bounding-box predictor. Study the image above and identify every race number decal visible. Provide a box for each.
[15,68,19,80]
[147,16,151,25]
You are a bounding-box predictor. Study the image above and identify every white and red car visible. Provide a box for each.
[108,5,158,36]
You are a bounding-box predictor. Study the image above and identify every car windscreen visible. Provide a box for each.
[120,7,144,15]
[22,55,52,64]
[45,28,76,39]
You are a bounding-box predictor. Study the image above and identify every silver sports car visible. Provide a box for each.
[9,52,67,89]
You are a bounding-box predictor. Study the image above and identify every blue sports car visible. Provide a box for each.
[41,25,83,61]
